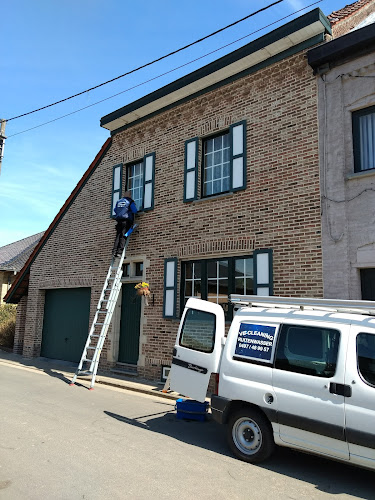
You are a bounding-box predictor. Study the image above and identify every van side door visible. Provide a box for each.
[169,298,225,402]
[272,322,349,460]
[344,325,375,469]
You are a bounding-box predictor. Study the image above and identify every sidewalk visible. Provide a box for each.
[0,348,180,400]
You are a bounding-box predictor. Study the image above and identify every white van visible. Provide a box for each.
[169,295,375,470]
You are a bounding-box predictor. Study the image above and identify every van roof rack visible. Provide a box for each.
[229,294,375,316]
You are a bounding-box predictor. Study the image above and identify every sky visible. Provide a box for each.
[0,0,347,247]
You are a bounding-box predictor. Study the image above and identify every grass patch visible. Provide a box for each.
[0,304,17,348]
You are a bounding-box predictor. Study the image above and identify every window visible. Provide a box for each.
[182,256,254,317]
[124,153,155,211]
[127,162,144,209]
[353,106,375,172]
[203,133,230,196]
[180,308,216,353]
[357,333,375,386]
[275,324,340,377]
[135,262,143,277]
[184,121,246,202]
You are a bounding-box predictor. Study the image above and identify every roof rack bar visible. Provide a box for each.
[229,294,375,316]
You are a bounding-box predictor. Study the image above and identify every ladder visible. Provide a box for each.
[70,224,138,390]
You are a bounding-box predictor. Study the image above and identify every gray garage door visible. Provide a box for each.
[41,288,91,363]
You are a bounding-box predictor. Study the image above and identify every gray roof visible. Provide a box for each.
[0,232,45,273]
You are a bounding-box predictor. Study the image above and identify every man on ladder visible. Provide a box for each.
[112,191,138,257]
[70,191,138,390]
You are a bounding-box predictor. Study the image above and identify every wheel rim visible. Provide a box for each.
[232,417,262,455]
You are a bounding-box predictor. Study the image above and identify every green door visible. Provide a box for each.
[118,283,142,364]
[41,288,91,363]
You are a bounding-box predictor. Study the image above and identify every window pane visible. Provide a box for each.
[214,136,222,151]
[213,179,221,194]
[275,325,340,378]
[218,260,228,278]
[180,308,216,353]
[207,261,217,278]
[185,263,193,280]
[135,262,143,276]
[205,139,213,154]
[357,333,375,386]
[185,281,192,297]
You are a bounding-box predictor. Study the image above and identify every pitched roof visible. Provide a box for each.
[0,232,44,272]
[4,138,112,304]
[328,0,373,24]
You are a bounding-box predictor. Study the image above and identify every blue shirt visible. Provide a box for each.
[114,197,138,222]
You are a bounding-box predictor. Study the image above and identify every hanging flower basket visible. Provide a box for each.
[134,282,151,305]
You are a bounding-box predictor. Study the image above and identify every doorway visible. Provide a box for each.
[118,283,142,364]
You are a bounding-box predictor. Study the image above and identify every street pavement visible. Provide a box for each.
[0,352,374,500]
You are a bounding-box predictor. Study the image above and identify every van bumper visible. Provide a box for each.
[211,395,232,424]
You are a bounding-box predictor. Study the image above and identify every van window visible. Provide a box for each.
[179,308,216,353]
[275,324,340,377]
[357,333,375,386]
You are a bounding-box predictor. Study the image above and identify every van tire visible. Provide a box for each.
[227,408,275,463]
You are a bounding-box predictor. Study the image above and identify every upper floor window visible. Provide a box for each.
[203,133,230,196]
[110,154,155,215]
[184,121,247,202]
[127,162,144,210]
[353,106,375,172]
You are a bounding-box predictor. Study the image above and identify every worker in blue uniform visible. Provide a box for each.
[112,191,138,257]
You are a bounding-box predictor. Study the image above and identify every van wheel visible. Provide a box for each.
[227,408,275,463]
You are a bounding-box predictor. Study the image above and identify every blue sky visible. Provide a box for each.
[0,0,346,247]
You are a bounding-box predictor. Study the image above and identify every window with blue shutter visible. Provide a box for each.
[111,164,123,217]
[126,153,155,211]
[163,258,178,318]
[183,121,247,200]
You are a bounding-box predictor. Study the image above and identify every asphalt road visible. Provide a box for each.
[0,363,374,500]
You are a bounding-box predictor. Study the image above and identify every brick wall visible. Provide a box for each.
[13,295,27,354]
[21,49,323,380]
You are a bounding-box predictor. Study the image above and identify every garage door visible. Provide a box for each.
[41,288,91,363]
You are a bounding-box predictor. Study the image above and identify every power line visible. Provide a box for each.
[7,0,322,138]
[6,0,284,122]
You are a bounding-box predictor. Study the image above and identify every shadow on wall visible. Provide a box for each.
[104,407,374,499]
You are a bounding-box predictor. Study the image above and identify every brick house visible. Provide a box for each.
[4,5,366,381]
[308,8,375,300]
[0,233,44,304]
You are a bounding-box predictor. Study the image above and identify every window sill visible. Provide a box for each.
[190,191,235,205]
[346,169,375,181]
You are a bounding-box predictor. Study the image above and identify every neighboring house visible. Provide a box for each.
[0,233,44,304]
[4,2,370,382]
[308,15,375,300]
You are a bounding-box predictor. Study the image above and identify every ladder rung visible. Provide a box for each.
[91,335,100,338]
[83,358,92,362]
[95,323,105,326]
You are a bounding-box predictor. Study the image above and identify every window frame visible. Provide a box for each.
[201,130,231,198]
[126,160,145,211]
[180,255,255,320]
[352,105,375,173]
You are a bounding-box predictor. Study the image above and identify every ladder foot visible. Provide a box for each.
[69,383,75,386]
[89,388,94,391]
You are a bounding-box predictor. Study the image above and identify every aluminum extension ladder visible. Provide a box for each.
[70,225,137,390]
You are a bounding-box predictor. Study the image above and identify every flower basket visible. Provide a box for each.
[134,282,151,305]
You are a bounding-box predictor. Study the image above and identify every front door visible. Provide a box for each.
[118,283,141,364]
[169,298,225,402]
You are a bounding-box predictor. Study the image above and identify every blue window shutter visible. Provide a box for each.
[143,153,155,211]
[254,249,273,296]
[230,121,247,192]
[111,164,123,217]
[163,258,178,318]
[184,138,198,202]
